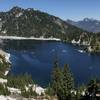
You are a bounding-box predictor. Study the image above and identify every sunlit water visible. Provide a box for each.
[3,40,100,87]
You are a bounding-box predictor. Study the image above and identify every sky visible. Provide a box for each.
[0,0,100,21]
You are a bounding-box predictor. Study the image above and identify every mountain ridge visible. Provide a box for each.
[67,18,100,33]
[0,6,87,41]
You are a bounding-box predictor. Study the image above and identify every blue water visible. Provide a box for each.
[4,40,100,87]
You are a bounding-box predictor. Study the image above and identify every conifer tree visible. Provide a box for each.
[51,60,61,96]
[51,63,74,100]
[61,64,74,99]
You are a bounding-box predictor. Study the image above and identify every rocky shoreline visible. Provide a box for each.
[0,36,61,41]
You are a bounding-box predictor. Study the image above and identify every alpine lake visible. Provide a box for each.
[1,39,100,87]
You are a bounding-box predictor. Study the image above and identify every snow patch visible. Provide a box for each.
[71,39,80,44]
[15,12,23,17]
[0,36,61,41]
[0,50,11,63]
[2,30,7,34]
[0,95,16,100]
[0,78,7,84]
[4,71,9,76]
[25,85,29,91]
[5,53,11,63]
[33,85,45,95]
[7,87,21,94]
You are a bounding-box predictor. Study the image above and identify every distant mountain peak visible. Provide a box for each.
[83,18,90,22]
[67,18,100,33]
[83,18,100,22]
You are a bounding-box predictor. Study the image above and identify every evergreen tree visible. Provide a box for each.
[61,64,74,100]
[51,61,62,96]
[51,63,74,100]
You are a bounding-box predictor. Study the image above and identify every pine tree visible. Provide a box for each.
[63,64,74,91]
[51,63,74,100]
[51,60,61,96]
[61,64,74,100]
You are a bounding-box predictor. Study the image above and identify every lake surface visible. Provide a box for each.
[2,40,100,87]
